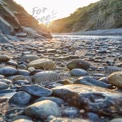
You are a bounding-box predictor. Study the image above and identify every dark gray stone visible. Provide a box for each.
[70,68,88,76]
[0,67,18,76]
[21,85,52,97]
[67,59,90,70]
[9,91,31,106]
[74,76,112,88]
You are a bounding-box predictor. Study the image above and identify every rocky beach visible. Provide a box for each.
[0,0,122,121]
[0,34,122,122]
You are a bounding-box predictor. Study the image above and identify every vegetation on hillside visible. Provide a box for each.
[49,0,122,33]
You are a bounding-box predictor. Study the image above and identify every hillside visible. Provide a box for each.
[0,0,51,42]
[50,0,122,33]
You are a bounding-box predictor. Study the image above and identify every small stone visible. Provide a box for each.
[108,71,122,88]
[67,59,90,70]
[0,55,10,62]
[21,85,52,97]
[18,64,27,70]
[0,82,9,90]
[19,55,40,62]
[70,68,88,76]
[25,100,61,119]
[28,58,56,70]
[74,76,111,88]
[13,80,30,85]
[0,67,18,76]
[62,106,79,117]
[32,71,60,83]
[9,91,31,106]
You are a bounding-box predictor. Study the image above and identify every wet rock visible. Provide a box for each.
[0,32,10,43]
[35,97,65,106]
[21,85,52,97]
[52,84,122,115]
[32,71,60,83]
[28,58,56,70]
[25,100,61,119]
[67,59,90,70]
[0,67,18,76]
[74,76,111,88]
[19,55,40,62]
[0,82,9,90]
[9,91,31,106]
[108,72,122,89]
[109,118,122,122]
[0,55,10,62]
[70,68,88,76]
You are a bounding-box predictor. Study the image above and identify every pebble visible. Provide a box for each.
[28,58,56,70]
[108,71,122,88]
[70,68,88,76]
[20,85,52,97]
[67,59,90,70]
[0,82,9,90]
[9,91,31,106]
[0,67,18,76]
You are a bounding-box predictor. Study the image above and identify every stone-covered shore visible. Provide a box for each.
[0,36,122,122]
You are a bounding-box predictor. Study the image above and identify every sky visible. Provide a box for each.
[14,0,100,24]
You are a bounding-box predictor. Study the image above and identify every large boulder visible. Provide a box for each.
[108,71,122,89]
[25,100,61,119]
[28,59,56,70]
[67,59,90,70]
[52,84,122,116]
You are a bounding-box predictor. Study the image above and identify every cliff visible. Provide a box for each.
[0,0,52,41]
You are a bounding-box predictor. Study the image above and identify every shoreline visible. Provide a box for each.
[52,28,122,36]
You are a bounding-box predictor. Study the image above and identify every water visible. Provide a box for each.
[53,34,122,41]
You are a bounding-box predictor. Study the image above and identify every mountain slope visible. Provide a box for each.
[50,0,122,33]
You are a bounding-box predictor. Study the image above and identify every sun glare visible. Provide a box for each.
[14,0,100,24]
